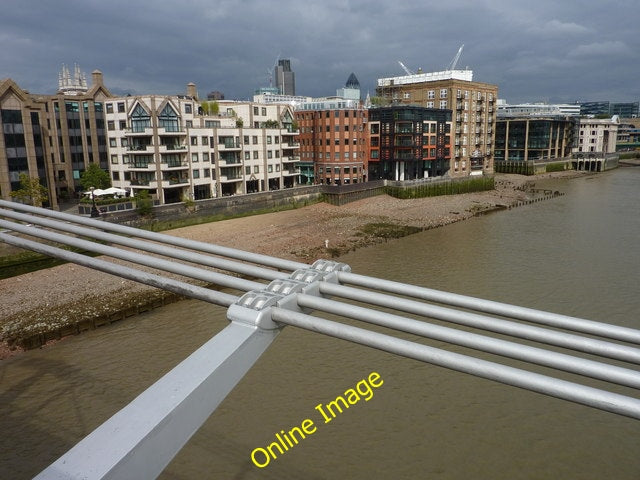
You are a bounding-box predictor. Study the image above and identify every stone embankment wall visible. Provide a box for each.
[102,185,323,226]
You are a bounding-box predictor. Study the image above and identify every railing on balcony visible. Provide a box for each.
[163,176,189,185]
[130,178,154,186]
[157,126,185,134]
[128,162,155,169]
[127,145,152,151]
[160,144,187,151]
[162,160,188,168]
[220,174,243,182]
[219,159,241,166]
[126,127,152,135]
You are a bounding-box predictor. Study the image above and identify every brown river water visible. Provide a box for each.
[1,168,639,479]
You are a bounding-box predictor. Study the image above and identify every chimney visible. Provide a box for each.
[187,82,197,100]
[92,70,104,87]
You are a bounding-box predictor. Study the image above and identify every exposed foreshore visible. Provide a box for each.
[0,171,588,359]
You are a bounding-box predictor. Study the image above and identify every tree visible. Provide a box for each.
[80,163,111,190]
[136,189,153,217]
[10,173,49,207]
[200,101,219,115]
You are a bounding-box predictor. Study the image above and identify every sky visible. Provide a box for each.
[2,0,639,105]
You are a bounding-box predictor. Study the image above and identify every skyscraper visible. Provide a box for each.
[274,59,295,96]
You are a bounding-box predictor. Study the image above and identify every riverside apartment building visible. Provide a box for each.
[376,69,498,177]
[104,87,300,204]
[295,98,368,185]
[0,68,112,209]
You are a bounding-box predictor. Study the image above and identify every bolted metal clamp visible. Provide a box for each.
[227,259,351,330]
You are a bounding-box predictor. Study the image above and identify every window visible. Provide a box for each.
[268,165,273,173]
[244,136,249,144]
[117,102,125,113]
[193,169,200,178]
[109,138,117,147]
[111,155,118,164]
[203,152,209,162]
[252,136,258,144]
[192,153,199,162]
[244,151,250,160]
[253,107,259,115]
[185,104,192,114]
[267,136,272,144]
[112,171,120,181]
[204,168,210,177]
[276,164,280,172]
[254,165,259,173]
[268,150,273,159]
[202,136,208,145]
[191,136,198,145]
[107,121,115,131]
[440,89,448,98]
[106,103,114,114]
[261,108,266,116]
[440,100,448,109]
[119,120,127,130]
[131,104,150,132]
[253,151,259,159]
[428,90,435,99]
[159,104,179,132]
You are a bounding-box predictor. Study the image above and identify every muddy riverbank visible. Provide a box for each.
[0,171,587,358]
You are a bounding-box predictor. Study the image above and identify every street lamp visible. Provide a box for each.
[89,186,100,217]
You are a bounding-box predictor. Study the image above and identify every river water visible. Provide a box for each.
[1,168,639,479]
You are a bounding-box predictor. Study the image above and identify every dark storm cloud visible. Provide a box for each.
[2,0,638,103]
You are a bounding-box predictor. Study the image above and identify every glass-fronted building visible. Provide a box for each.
[494,117,577,162]
[368,106,452,180]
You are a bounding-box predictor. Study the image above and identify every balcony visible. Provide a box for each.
[126,127,153,136]
[157,126,185,135]
[162,160,188,169]
[128,162,155,170]
[218,158,241,166]
[219,174,243,183]
[127,144,153,152]
[158,144,187,152]
[218,140,241,150]
[130,178,156,187]
[162,176,189,186]
[283,168,300,176]
[282,155,300,163]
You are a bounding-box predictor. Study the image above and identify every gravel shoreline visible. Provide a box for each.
[0,172,585,358]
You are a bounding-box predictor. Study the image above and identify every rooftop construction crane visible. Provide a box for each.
[398,60,415,76]
[447,44,464,71]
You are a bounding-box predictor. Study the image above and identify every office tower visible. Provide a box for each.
[274,59,295,96]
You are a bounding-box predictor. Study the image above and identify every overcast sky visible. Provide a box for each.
[2,0,638,104]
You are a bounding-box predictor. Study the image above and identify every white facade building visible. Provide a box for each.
[497,101,581,117]
[104,94,299,204]
[574,117,619,154]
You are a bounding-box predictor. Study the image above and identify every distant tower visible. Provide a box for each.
[337,72,361,100]
[58,64,88,95]
[274,59,295,96]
